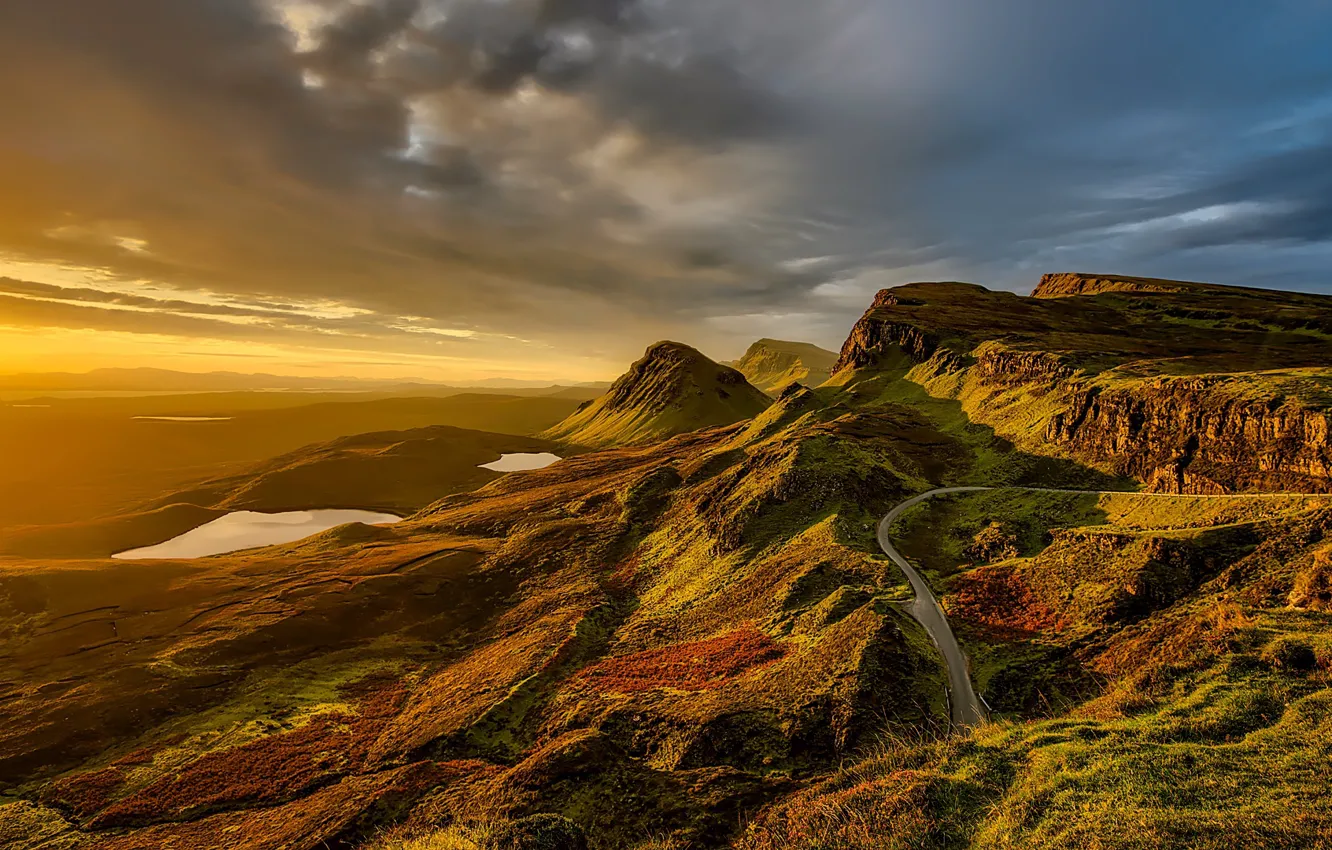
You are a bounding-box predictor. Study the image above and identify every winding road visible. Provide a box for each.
[877,487,991,729]
[876,486,1330,731]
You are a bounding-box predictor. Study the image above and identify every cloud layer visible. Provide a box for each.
[1,0,1330,373]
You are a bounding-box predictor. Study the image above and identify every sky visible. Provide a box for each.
[1,1,1331,381]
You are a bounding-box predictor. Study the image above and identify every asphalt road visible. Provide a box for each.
[877,487,991,729]
[875,485,1329,731]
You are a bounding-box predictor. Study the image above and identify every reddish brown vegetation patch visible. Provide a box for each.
[575,627,784,693]
[605,554,643,592]
[39,734,189,819]
[111,746,161,768]
[41,765,127,818]
[96,762,437,850]
[947,567,1064,639]
[91,674,409,827]
[1095,601,1254,679]
[741,769,941,849]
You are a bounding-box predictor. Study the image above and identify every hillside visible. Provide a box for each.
[5,273,1332,849]
[541,341,772,447]
[732,339,839,394]
[0,393,582,528]
[831,274,1332,494]
[739,487,1332,849]
[0,426,567,559]
[169,425,567,516]
[2,379,973,848]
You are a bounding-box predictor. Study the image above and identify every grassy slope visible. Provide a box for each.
[736,490,1332,850]
[725,278,1332,849]
[171,425,567,516]
[542,342,772,448]
[8,278,1332,849]
[0,425,569,559]
[0,393,582,529]
[831,280,1332,495]
[0,387,964,849]
[734,339,840,394]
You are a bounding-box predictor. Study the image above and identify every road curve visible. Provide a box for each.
[877,487,991,730]
[875,485,1329,732]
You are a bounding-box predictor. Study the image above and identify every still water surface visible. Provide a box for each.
[132,415,235,421]
[112,509,401,559]
[479,452,562,472]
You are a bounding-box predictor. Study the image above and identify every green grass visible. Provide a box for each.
[734,490,1332,849]
[733,339,839,394]
[542,342,771,448]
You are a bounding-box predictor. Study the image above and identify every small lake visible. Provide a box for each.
[132,415,235,422]
[479,452,562,472]
[112,509,401,560]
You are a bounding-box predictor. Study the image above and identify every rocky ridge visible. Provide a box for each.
[833,276,1332,493]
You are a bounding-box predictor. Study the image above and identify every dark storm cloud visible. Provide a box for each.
[1,0,1331,365]
[306,0,422,79]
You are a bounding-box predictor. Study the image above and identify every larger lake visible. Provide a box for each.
[112,509,401,560]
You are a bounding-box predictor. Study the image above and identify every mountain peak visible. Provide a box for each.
[541,341,770,447]
[733,338,838,394]
[643,339,705,359]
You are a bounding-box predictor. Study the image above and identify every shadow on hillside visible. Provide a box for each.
[817,368,1132,491]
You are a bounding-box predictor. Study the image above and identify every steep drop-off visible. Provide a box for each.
[832,275,1332,493]
[542,341,772,448]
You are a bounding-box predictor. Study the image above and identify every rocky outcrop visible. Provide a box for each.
[1045,377,1332,493]
[834,313,938,372]
[1032,273,1201,299]
[831,276,1332,494]
[974,345,1073,384]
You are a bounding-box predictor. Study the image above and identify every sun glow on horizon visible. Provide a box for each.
[0,255,617,382]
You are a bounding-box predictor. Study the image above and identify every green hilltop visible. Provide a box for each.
[731,338,839,394]
[541,341,772,448]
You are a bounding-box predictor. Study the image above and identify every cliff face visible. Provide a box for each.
[834,319,937,371]
[832,277,1332,494]
[974,345,1073,385]
[1045,378,1331,494]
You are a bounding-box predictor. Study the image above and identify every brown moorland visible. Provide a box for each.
[4,274,1332,850]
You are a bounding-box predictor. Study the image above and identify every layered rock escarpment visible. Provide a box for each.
[1046,378,1331,493]
[832,277,1332,494]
